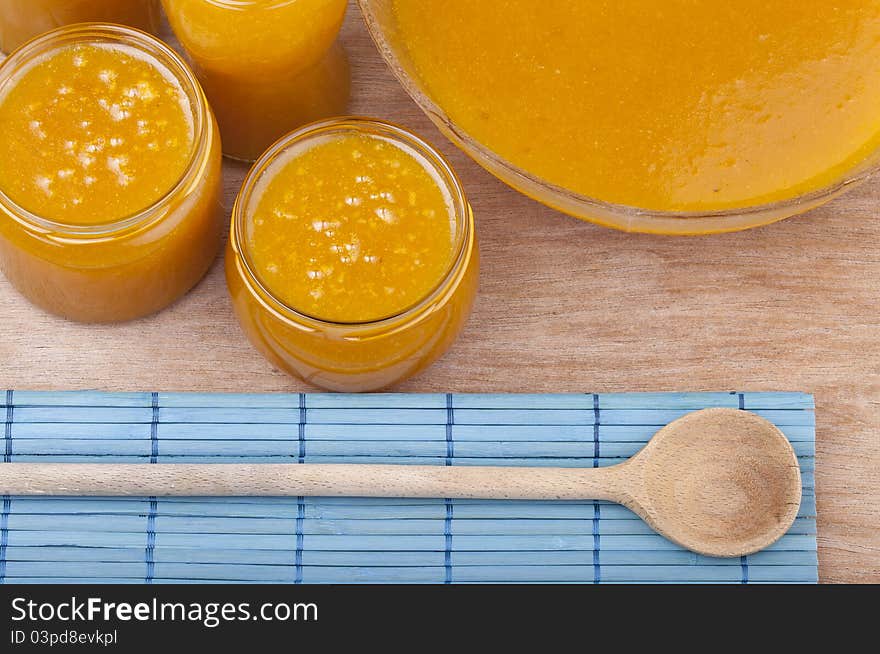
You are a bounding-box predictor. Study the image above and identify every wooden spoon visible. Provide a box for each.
[0,408,801,557]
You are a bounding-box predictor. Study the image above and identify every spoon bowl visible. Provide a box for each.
[621,408,802,557]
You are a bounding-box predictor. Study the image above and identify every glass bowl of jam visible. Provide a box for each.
[359,0,880,234]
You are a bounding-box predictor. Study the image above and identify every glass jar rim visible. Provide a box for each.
[0,23,210,238]
[230,116,474,329]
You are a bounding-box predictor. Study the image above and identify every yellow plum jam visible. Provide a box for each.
[0,0,162,54]
[163,0,350,161]
[227,119,478,391]
[0,42,194,224]
[392,0,880,213]
[0,25,223,322]
[247,132,456,323]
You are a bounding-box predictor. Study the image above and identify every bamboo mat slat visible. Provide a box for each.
[0,391,817,584]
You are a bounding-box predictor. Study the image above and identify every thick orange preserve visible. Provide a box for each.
[163,0,350,161]
[0,43,194,224]
[227,119,478,392]
[0,0,161,53]
[393,0,880,212]
[247,133,455,323]
[0,25,223,323]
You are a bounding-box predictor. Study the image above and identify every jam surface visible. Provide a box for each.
[394,0,880,211]
[0,42,194,225]
[246,132,456,323]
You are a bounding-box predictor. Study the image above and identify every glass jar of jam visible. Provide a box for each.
[226,118,479,391]
[0,0,162,53]
[163,0,351,161]
[0,24,223,322]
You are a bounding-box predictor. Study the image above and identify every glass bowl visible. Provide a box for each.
[357,0,880,235]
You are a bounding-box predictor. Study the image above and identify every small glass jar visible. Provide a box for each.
[163,0,351,161]
[0,0,162,53]
[0,25,223,323]
[226,118,479,392]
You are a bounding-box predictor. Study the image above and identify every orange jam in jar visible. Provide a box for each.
[0,0,162,53]
[226,118,479,391]
[0,25,223,323]
[162,0,350,161]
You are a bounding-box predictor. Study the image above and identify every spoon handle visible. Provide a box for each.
[0,463,626,500]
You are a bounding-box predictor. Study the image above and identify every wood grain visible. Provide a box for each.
[0,3,877,582]
[0,463,622,501]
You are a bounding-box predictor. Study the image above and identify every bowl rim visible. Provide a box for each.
[356,0,880,233]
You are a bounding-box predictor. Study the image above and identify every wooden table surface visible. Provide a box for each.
[1,3,877,583]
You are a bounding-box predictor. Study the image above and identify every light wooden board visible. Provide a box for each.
[0,3,877,583]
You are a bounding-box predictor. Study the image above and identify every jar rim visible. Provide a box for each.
[230,116,475,329]
[0,23,210,238]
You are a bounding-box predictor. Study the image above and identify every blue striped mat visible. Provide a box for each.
[0,391,817,584]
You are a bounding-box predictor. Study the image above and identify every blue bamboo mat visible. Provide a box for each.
[0,391,817,584]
